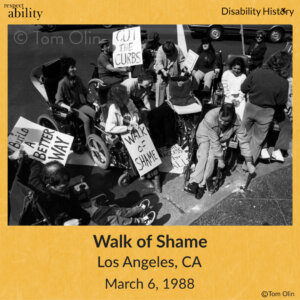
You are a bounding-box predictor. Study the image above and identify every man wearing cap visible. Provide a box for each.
[97,39,128,86]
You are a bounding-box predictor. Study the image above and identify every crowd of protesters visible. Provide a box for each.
[9,29,293,225]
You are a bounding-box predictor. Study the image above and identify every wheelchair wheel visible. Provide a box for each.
[37,114,59,131]
[87,134,110,169]
[118,173,131,187]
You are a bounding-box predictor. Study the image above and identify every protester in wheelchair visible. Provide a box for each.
[22,159,90,225]
[184,103,255,200]
[55,57,95,142]
[192,37,221,93]
[105,84,140,134]
[221,57,247,120]
[121,70,156,111]
[103,84,161,192]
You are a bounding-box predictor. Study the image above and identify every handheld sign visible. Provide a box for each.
[8,117,74,165]
[183,49,199,73]
[112,26,143,68]
[121,124,161,177]
[158,144,189,174]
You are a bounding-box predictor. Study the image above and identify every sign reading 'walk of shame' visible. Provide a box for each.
[112,26,143,68]
[121,124,161,177]
[8,117,74,165]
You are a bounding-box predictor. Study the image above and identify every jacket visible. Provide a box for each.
[196,107,252,160]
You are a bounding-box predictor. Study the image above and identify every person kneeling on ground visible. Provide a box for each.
[91,197,156,226]
[184,103,255,199]
[26,159,91,225]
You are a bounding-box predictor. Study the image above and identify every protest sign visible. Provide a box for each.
[112,26,143,68]
[158,144,189,174]
[8,117,74,165]
[121,123,161,177]
[183,49,199,73]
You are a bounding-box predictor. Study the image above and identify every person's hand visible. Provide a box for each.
[246,162,256,174]
[8,146,27,160]
[214,68,220,75]
[162,69,168,77]
[63,219,81,226]
[218,159,225,169]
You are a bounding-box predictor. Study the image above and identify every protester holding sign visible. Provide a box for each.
[105,84,162,192]
[97,39,128,86]
[55,57,95,142]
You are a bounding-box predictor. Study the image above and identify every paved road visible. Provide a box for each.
[8,25,291,225]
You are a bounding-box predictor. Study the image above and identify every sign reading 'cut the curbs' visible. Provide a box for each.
[112,26,143,68]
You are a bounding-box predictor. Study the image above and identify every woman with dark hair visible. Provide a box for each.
[241,51,290,164]
[185,103,254,199]
[246,30,267,72]
[105,84,162,192]
[55,57,95,141]
[221,57,247,120]
[105,84,139,134]
[193,37,220,91]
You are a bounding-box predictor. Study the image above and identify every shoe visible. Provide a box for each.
[260,148,271,160]
[206,177,216,195]
[138,211,156,225]
[138,199,151,210]
[153,175,162,193]
[271,149,284,162]
[195,186,205,199]
[140,179,154,189]
[184,182,198,195]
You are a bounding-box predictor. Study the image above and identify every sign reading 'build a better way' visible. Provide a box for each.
[121,124,161,177]
[8,117,74,165]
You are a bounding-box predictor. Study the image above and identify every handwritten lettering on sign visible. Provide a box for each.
[121,124,161,177]
[8,117,74,165]
[112,26,143,68]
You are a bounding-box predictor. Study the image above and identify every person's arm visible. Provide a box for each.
[28,160,45,192]
[202,117,223,160]
[221,71,231,99]
[98,54,127,74]
[241,73,252,94]
[275,80,289,106]
[237,74,247,102]
[55,80,67,105]
[154,46,165,73]
[105,104,128,134]
[177,46,186,70]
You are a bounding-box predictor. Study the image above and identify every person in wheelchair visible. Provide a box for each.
[184,103,255,199]
[121,70,156,111]
[97,39,128,86]
[24,159,90,225]
[105,84,161,192]
[55,57,95,143]
[246,30,267,72]
[192,37,220,93]
[221,57,247,120]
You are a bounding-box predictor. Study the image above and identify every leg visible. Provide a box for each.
[203,71,215,90]
[192,70,205,89]
[79,105,96,119]
[74,108,91,139]
[189,141,210,184]
[155,74,166,107]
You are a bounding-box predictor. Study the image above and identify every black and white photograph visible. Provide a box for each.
[7,24,293,226]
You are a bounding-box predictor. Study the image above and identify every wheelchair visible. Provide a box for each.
[8,156,96,225]
[86,115,140,187]
[31,58,88,153]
